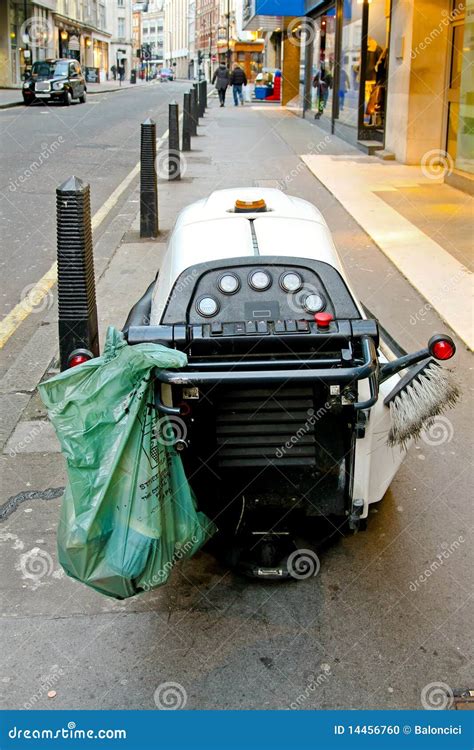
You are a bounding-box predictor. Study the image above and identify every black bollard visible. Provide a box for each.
[198,81,205,118]
[56,176,99,371]
[203,80,207,109]
[140,118,158,238]
[191,85,198,135]
[168,101,181,181]
[182,91,191,152]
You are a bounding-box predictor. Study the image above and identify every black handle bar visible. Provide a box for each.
[153,336,379,411]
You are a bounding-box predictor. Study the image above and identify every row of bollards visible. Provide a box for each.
[56,80,209,370]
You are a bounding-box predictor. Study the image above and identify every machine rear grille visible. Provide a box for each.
[215,385,316,468]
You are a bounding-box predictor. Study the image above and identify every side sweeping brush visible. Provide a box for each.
[384,359,460,448]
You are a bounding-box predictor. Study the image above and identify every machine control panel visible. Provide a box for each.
[126,319,378,348]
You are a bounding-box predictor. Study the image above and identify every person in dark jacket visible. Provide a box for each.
[230,64,247,106]
[212,64,230,107]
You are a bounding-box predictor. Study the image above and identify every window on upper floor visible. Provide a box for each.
[117,17,125,36]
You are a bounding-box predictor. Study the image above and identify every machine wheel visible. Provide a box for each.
[63,89,72,106]
[23,96,32,106]
[79,91,87,104]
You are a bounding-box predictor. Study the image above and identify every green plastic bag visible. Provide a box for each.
[39,327,216,599]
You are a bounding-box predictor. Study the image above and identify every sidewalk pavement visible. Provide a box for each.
[1,96,472,711]
[0,78,160,109]
[301,151,473,349]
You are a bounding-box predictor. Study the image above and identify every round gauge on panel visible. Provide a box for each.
[303,293,326,313]
[280,271,303,293]
[248,269,272,291]
[196,296,220,317]
[218,273,240,295]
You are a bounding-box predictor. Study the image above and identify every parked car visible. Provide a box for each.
[159,67,174,81]
[23,59,87,106]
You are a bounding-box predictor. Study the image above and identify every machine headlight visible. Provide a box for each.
[280,271,303,293]
[218,273,240,295]
[248,270,271,291]
[196,296,219,317]
[52,81,65,90]
[303,293,326,313]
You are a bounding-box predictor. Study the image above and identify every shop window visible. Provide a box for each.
[448,2,473,174]
[337,0,362,128]
[311,10,336,123]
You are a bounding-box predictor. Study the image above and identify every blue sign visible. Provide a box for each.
[255,0,305,16]
[0,710,472,749]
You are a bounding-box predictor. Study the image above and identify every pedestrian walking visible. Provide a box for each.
[230,64,247,106]
[212,64,230,107]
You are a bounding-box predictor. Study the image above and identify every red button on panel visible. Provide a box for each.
[314,312,333,328]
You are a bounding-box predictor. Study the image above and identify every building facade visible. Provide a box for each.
[109,0,134,79]
[141,0,165,67]
[196,0,219,79]
[163,0,189,77]
[242,0,473,188]
[188,0,197,77]
[0,0,135,87]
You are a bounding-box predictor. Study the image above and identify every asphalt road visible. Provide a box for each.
[0,81,189,318]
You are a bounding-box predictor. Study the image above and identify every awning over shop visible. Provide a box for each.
[242,0,304,30]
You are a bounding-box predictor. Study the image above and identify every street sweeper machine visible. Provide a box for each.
[120,188,460,578]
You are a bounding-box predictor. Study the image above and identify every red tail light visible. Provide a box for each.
[428,335,456,361]
[67,349,93,368]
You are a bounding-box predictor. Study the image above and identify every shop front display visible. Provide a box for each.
[305,0,390,146]
[445,0,473,177]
